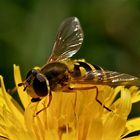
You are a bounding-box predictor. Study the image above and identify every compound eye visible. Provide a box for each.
[33,73,49,97]
[26,70,33,79]
[26,69,38,79]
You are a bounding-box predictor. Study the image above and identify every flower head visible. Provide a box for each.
[0,65,140,140]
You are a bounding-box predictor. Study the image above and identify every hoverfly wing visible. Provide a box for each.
[100,71,140,86]
[72,70,140,86]
[48,17,84,62]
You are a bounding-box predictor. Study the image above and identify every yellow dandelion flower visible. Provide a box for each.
[0,64,140,140]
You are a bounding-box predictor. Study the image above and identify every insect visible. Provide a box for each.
[18,17,140,115]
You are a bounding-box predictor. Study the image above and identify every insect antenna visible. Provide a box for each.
[18,82,24,87]
[18,82,28,91]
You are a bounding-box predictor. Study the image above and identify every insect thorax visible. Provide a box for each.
[41,62,69,90]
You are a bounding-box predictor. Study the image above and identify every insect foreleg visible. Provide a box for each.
[34,91,52,116]
[31,98,41,102]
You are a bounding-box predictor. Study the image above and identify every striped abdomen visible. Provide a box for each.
[71,61,107,82]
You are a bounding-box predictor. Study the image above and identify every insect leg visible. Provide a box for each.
[34,91,52,116]
[93,86,112,112]
[31,98,41,102]
[69,86,112,112]
[73,92,77,118]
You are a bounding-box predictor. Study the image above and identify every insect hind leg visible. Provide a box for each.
[93,86,112,112]
[69,86,112,112]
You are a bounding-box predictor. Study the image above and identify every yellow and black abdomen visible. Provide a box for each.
[64,59,106,82]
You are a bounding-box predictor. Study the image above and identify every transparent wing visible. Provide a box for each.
[48,17,84,62]
[72,70,140,86]
[99,71,140,86]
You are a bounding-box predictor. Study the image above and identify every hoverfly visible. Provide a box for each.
[18,17,140,115]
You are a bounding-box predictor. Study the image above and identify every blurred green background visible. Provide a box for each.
[0,0,140,117]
